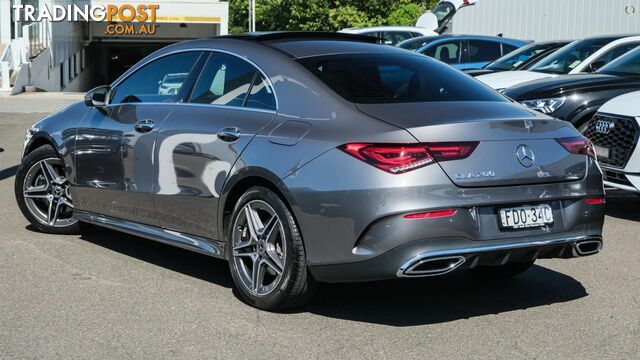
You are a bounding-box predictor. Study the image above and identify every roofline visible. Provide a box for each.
[219,31,378,44]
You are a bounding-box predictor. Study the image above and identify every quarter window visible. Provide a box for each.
[110,52,201,104]
[245,73,277,110]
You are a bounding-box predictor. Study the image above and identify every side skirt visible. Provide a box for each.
[74,210,226,259]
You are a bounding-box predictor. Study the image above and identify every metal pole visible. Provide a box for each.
[248,0,256,32]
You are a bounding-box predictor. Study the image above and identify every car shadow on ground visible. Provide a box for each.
[604,190,640,222]
[74,226,234,288]
[42,225,586,326]
[303,266,587,326]
[0,164,18,181]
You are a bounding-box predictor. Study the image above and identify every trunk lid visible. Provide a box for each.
[356,101,587,187]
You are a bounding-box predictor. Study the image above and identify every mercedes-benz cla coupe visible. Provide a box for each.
[15,32,605,311]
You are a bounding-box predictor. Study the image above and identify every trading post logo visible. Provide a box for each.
[13,3,160,36]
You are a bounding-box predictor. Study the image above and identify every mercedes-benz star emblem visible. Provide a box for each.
[516,145,535,168]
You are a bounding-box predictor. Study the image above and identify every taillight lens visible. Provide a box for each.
[585,197,606,205]
[339,142,479,174]
[404,209,458,219]
[556,136,596,159]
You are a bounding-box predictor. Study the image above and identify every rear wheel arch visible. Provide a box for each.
[220,174,296,244]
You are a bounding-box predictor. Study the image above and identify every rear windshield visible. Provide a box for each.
[397,36,438,51]
[298,53,506,104]
[485,43,553,71]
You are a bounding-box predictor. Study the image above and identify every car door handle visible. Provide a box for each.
[217,127,242,142]
[134,119,155,133]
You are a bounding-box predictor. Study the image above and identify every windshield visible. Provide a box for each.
[397,36,438,51]
[529,38,613,74]
[485,43,554,71]
[298,53,506,104]
[598,46,640,76]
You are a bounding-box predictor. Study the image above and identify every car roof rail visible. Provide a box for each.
[220,31,379,43]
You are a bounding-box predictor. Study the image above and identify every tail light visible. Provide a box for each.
[556,136,596,159]
[585,197,606,205]
[339,142,478,174]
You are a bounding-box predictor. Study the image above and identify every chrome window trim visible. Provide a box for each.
[107,47,279,111]
[110,101,277,114]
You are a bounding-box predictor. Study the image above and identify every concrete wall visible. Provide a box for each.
[451,0,640,41]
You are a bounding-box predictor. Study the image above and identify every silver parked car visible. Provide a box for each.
[15,32,605,311]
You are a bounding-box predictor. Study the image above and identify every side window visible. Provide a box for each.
[423,41,461,64]
[362,31,383,44]
[382,31,414,46]
[110,52,201,104]
[190,53,256,106]
[245,73,276,110]
[468,40,502,63]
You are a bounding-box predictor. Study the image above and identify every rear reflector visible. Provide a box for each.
[556,136,596,159]
[339,142,479,174]
[585,197,606,205]
[404,209,457,219]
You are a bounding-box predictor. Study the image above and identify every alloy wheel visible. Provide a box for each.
[22,158,76,227]
[231,200,286,296]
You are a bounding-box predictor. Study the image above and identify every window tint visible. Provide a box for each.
[598,46,640,76]
[423,41,461,64]
[190,53,256,106]
[110,52,201,104]
[468,40,502,62]
[586,43,640,72]
[298,54,506,104]
[245,73,276,110]
[381,31,414,46]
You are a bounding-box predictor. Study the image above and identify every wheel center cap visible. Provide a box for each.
[53,186,63,198]
[257,240,266,255]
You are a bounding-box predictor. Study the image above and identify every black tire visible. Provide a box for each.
[227,186,316,311]
[471,260,535,278]
[14,145,81,235]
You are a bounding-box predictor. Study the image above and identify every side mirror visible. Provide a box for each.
[588,60,606,73]
[84,85,110,108]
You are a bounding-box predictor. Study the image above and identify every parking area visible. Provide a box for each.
[0,97,639,359]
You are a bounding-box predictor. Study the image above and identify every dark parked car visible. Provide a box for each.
[15,32,604,311]
[397,35,529,70]
[465,40,571,77]
[504,45,640,132]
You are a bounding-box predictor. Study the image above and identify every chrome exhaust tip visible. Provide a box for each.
[397,255,466,277]
[573,239,602,257]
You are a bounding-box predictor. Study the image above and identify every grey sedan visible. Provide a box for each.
[15,32,605,311]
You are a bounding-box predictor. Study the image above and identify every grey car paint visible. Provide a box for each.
[23,35,605,282]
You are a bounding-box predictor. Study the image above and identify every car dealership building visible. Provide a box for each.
[0,0,229,94]
[449,0,640,41]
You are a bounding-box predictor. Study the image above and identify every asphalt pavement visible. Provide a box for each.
[0,95,638,359]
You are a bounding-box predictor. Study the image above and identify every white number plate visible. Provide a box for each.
[499,204,553,229]
[594,145,610,160]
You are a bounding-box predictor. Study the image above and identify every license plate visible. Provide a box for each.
[594,145,610,160]
[499,204,553,229]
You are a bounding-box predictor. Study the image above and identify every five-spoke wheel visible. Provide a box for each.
[15,145,80,234]
[232,200,286,296]
[228,186,315,310]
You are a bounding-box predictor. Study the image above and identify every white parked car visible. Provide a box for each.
[340,0,477,45]
[584,91,640,193]
[340,26,437,45]
[478,34,640,90]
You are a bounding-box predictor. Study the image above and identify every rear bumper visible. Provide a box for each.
[309,234,602,283]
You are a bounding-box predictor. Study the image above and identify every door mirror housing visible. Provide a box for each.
[84,85,110,108]
[588,60,606,73]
